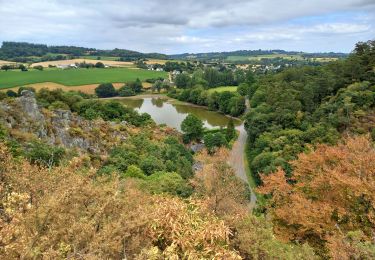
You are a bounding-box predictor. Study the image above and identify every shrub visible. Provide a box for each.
[95,83,117,98]
[25,141,65,167]
[118,85,135,97]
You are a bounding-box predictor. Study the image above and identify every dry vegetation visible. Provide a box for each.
[0,143,316,259]
[259,135,375,259]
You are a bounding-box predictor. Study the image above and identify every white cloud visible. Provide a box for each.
[0,0,374,53]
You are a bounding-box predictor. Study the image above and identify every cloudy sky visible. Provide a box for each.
[0,0,374,54]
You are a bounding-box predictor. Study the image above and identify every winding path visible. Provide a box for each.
[228,101,257,209]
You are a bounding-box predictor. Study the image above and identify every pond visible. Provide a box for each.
[119,97,241,131]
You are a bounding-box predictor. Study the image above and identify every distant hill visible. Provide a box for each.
[169,49,348,61]
[0,41,348,63]
[0,42,167,62]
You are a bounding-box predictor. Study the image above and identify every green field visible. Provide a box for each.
[207,86,238,93]
[0,68,167,89]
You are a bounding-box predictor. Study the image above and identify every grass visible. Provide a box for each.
[207,86,238,93]
[0,68,167,89]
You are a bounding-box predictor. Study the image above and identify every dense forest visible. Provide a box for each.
[245,40,375,183]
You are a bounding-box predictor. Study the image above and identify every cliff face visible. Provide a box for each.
[0,90,128,154]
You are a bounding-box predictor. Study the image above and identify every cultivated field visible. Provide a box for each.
[0,68,167,89]
[6,82,125,94]
[81,57,172,65]
[4,82,153,94]
[0,60,16,65]
[207,86,238,93]
[144,59,172,65]
[31,58,134,68]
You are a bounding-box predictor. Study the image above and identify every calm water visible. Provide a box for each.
[119,97,241,131]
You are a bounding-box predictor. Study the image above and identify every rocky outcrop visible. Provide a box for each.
[0,90,128,154]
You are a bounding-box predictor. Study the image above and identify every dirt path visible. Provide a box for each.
[228,100,257,209]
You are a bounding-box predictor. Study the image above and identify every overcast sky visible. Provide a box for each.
[0,0,374,54]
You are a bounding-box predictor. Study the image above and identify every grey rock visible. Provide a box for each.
[190,143,205,153]
[192,161,203,172]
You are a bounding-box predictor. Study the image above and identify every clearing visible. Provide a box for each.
[207,86,238,93]
[0,68,167,89]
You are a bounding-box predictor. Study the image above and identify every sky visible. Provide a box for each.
[0,0,374,54]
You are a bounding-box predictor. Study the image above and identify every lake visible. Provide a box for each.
[119,97,241,131]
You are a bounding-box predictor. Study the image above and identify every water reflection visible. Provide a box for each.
[119,97,241,131]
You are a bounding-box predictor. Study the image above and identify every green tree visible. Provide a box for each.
[140,156,165,175]
[152,80,163,93]
[95,83,117,98]
[204,132,227,154]
[128,78,143,93]
[237,83,250,96]
[181,114,204,143]
[118,85,135,97]
[226,119,236,141]
[175,73,191,88]
[95,62,105,68]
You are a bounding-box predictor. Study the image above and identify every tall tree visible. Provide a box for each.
[181,114,204,143]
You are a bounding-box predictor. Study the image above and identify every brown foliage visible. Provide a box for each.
[258,135,375,258]
[0,143,240,259]
[193,148,249,220]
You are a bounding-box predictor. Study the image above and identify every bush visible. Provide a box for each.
[122,165,146,179]
[17,86,35,96]
[95,62,105,68]
[142,171,193,197]
[95,83,117,98]
[6,90,18,97]
[140,156,165,175]
[25,141,65,167]
[118,85,135,97]
[204,132,227,153]
[127,78,143,93]
[48,101,70,110]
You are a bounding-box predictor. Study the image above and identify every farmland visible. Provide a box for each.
[0,68,167,89]
[31,58,134,68]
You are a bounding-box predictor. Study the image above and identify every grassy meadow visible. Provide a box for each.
[207,86,238,93]
[0,68,167,89]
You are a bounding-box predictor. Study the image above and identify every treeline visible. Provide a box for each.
[0,41,167,61]
[169,87,246,117]
[175,67,255,88]
[169,49,347,60]
[246,40,375,184]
